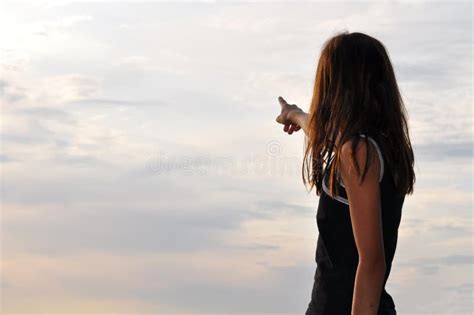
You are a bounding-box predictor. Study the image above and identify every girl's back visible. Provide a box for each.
[305,132,404,315]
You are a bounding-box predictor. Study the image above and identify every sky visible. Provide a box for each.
[0,0,472,314]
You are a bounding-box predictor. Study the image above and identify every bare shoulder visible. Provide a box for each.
[339,136,381,185]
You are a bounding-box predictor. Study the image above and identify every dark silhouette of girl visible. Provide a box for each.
[276,31,416,315]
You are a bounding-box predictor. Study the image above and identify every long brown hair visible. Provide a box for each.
[302,31,415,197]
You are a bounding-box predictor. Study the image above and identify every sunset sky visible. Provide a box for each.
[1,1,472,314]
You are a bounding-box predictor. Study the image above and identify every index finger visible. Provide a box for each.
[278,96,288,108]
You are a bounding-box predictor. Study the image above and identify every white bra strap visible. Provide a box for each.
[359,134,385,182]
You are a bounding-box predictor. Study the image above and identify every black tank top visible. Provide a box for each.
[305,133,405,315]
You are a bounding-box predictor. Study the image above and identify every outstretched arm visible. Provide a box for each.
[275,96,309,136]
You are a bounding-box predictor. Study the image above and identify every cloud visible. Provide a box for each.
[395,254,473,277]
[37,74,101,105]
[0,154,14,163]
[1,252,179,313]
[0,79,27,104]
[69,98,166,107]
[2,191,312,255]
[1,250,315,313]
[0,74,101,107]
[112,51,193,76]
[443,282,473,293]
[413,141,473,161]
[0,1,472,313]
[1,118,57,146]
[24,206,241,253]
[254,200,315,218]
[15,106,74,119]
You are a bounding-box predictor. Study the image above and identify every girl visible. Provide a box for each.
[275,31,415,315]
